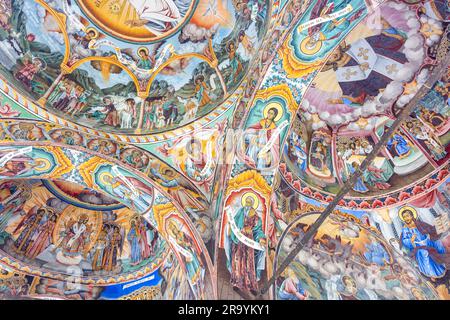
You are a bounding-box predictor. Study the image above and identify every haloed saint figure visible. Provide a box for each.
[225,193,266,295]
[77,0,194,42]
[125,0,192,35]
[399,207,450,280]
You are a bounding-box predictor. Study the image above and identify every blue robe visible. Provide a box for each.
[364,242,389,266]
[294,145,308,171]
[401,226,446,278]
[387,134,411,157]
[127,227,141,264]
[278,279,307,300]
[349,165,369,193]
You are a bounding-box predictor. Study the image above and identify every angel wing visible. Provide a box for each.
[152,41,166,59]
[66,14,90,34]
[122,48,142,64]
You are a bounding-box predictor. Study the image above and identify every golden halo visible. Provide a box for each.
[241,192,259,209]
[300,32,325,55]
[263,102,284,122]
[0,270,14,279]
[99,172,114,186]
[85,27,99,39]
[398,206,417,221]
[160,166,176,178]
[167,219,181,238]
[137,46,149,56]
[341,275,356,286]
[130,215,140,225]
[34,158,51,172]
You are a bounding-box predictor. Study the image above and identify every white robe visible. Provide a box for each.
[129,0,181,35]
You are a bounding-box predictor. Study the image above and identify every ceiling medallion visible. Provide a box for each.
[76,0,198,43]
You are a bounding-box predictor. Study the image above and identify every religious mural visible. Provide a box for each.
[274,211,440,300]
[0,179,166,283]
[0,0,271,135]
[0,0,448,301]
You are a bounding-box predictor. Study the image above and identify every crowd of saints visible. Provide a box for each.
[0,181,160,276]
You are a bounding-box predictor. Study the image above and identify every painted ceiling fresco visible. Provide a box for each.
[0,0,449,301]
[0,0,270,135]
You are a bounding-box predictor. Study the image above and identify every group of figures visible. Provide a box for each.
[0,121,209,217]
[280,0,449,195]
[270,175,450,300]
[0,0,270,134]
[0,180,164,281]
[46,68,219,133]
[275,210,444,300]
[0,258,192,300]
[285,110,448,196]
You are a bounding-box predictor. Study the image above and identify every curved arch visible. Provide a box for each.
[34,0,71,65]
[0,141,215,298]
[0,177,168,285]
[144,53,219,94]
[0,119,209,209]
[66,56,141,93]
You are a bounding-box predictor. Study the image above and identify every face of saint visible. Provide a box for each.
[328,50,343,64]
[190,141,201,156]
[139,50,147,58]
[267,109,277,121]
[4,161,15,171]
[104,175,113,185]
[87,31,96,40]
[344,278,356,294]
[104,98,112,105]
[245,197,254,208]
[164,169,174,177]
[33,60,42,68]
[79,216,88,225]
[402,211,414,224]
[132,150,141,159]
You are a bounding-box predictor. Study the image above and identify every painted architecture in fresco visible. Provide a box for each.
[0,0,448,300]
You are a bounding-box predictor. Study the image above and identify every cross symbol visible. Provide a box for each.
[344,69,357,80]
[359,62,369,72]
[386,64,398,75]
[358,48,369,60]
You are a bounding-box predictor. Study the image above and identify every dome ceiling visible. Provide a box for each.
[280,1,449,209]
[0,0,449,302]
[0,179,167,284]
[0,0,270,135]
